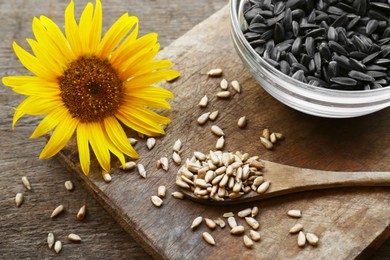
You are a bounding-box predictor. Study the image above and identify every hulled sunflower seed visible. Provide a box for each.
[202,232,216,246]
[215,136,225,150]
[157,185,166,198]
[306,232,319,246]
[194,151,207,161]
[205,218,217,229]
[262,129,270,140]
[237,208,252,218]
[287,209,302,218]
[297,231,306,247]
[102,171,112,183]
[257,181,271,193]
[227,216,238,228]
[67,233,82,242]
[120,161,137,171]
[51,205,64,218]
[270,133,277,143]
[223,212,234,218]
[220,78,228,90]
[231,80,241,93]
[64,180,74,191]
[151,195,163,207]
[245,217,260,230]
[160,157,169,171]
[15,193,23,207]
[209,110,219,121]
[251,206,259,217]
[191,216,203,229]
[243,235,254,248]
[156,160,161,169]
[128,138,138,145]
[260,137,273,150]
[173,139,182,153]
[230,225,245,235]
[216,91,231,99]
[207,68,223,77]
[146,137,156,150]
[21,176,31,190]
[137,164,146,178]
[199,95,209,108]
[289,223,304,233]
[249,230,261,241]
[237,116,247,129]
[54,241,62,254]
[211,125,225,136]
[176,178,190,189]
[214,218,226,228]
[197,112,210,125]
[171,191,184,200]
[47,233,54,249]
[172,152,182,165]
[77,205,87,220]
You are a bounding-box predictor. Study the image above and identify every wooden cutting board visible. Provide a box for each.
[56,6,390,259]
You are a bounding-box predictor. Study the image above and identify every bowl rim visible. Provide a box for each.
[229,0,390,96]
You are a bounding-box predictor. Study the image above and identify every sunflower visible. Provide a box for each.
[2,0,179,176]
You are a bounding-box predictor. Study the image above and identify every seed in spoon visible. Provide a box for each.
[256,181,271,194]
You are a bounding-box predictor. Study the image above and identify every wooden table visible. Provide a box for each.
[0,0,389,259]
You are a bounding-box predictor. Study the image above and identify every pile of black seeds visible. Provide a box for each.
[242,0,390,90]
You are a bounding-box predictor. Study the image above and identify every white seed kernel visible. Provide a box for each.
[243,235,254,248]
[262,129,270,140]
[171,191,184,200]
[287,210,302,218]
[191,216,203,229]
[256,181,271,193]
[102,171,112,183]
[151,195,163,207]
[157,185,166,198]
[249,230,261,241]
[173,139,182,152]
[202,232,216,245]
[251,206,259,217]
[15,193,23,207]
[137,164,146,178]
[237,208,252,218]
[231,80,241,93]
[67,233,81,242]
[77,205,87,220]
[270,133,277,143]
[237,116,247,128]
[54,241,62,254]
[64,180,74,191]
[260,137,273,150]
[51,205,64,218]
[306,232,319,246]
[223,212,234,218]
[128,137,138,145]
[205,218,217,229]
[47,233,54,248]
[197,112,210,125]
[209,111,219,121]
[215,136,225,150]
[230,225,245,235]
[289,223,304,234]
[245,217,260,230]
[220,78,228,90]
[214,218,226,228]
[211,125,225,136]
[227,216,238,228]
[172,152,182,165]
[298,231,306,247]
[21,176,31,190]
[199,95,209,107]
[120,161,137,171]
[216,91,231,99]
[207,68,223,77]
[146,137,156,150]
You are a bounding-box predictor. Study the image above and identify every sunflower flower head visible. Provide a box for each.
[2,0,179,176]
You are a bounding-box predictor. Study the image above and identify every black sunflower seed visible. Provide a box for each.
[349,58,366,72]
[250,14,266,24]
[327,26,337,42]
[285,0,306,10]
[286,52,299,65]
[337,2,357,13]
[346,15,361,30]
[264,58,280,68]
[319,42,332,61]
[274,1,286,15]
[348,70,375,82]
[291,37,303,57]
[375,58,390,66]
[361,51,381,64]
[327,61,339,78]
[330,77,358,86]
[351,36,368,53]
[327,6,345,15]
[280,60,291,75]
[328,41,349,56]
[370,2,390,11]
[291,70,306,82]
[367,71,387,78]
[305,36,315,57]
[367,9,388,21]
[292,21,300,37]
[255,45,265,56]
[274,22,285,44]
[330,14,348,27]
[366,20,379,35]
[333,55,351,69]
[304,28,326,38]
[250,39,267,48]
[300,54,312,67]
[314,52,322,72]
[292,62,309,74]
[368,44,381,54]
[366,65,387,71]
[371,82,383,89]
[375,78,387,85]
[349,51,367,60]
[382,28,390,38]
[283,8,293,31]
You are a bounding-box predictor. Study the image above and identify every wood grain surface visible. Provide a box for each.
[21,4,390,260]
[0,0,225,259]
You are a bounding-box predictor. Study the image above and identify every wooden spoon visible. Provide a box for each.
[177,160,390,205]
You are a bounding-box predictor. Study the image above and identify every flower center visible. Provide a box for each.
[59,56,123,122]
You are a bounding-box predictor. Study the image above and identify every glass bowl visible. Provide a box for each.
[230,0,390,118]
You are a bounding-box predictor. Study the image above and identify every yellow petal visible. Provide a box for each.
[88,122,111,172]
[76,123,91,176]
[122,105,171,125]
[26,38,62,76]
[125,70,180,88]
[115,111,161,136]
[123,96,171,109]
[39,112,78,159]
[78,2,93,53]
[30,106,68,138]
[12,83,60,97]
[98,14,138,59]
[2,75,52,87]
[124,86,174,99]
[130,60,174,78]
[104,117,138,158]
[89,0,102,54]
[15,96,63,116]
[12,109,25,129]
[65,0,82,57]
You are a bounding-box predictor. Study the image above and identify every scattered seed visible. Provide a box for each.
[102,171,112,183]
[199,95,209,107]
[146,137,156,150]
[64,180,74,191]
[77,205,87,220]
[249,230,261,241]
[262,129,270,140]
[216,91,231,99]
[160,157,169,171]
[245,217,260,230]
[306,232,319,246]
[197,112,210,125]
[172,152,182,165]
[137,164,146,178]
[230,225,245,235]
[209,111,219,121]
[171,191,184,200]
[211,125,225,136]
[173,139,182,153]
[231,80,241,93]
[207,68,223,77]
[157,186,166,198]
[214,218,226,228]
[223,212,234,218]
[270,133,277,143]
[289,223,304,234]
[120,161,137,171]
[51,205,64,218]
[205,218,217,229]
[237,208,252,218]
[287,209,302,218]
[67,233,82,242]
[15,193,23,207]
[47,233,54,249]
[260,137,273,150]
[54,241,62,254]
[128,137,138,145]
[191,216,203,229]
[237,116,247,129]
[227,216,238,228]
[257,181,271,193]
[220,78,228,90]
[215,136,225,150]
[251,206,259,217]
[297,231,306,247]
[21,176,31,190]
[202,232,216,245]
[243,235,254,249]
[151,195,163,207]
[156,159,161,169]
